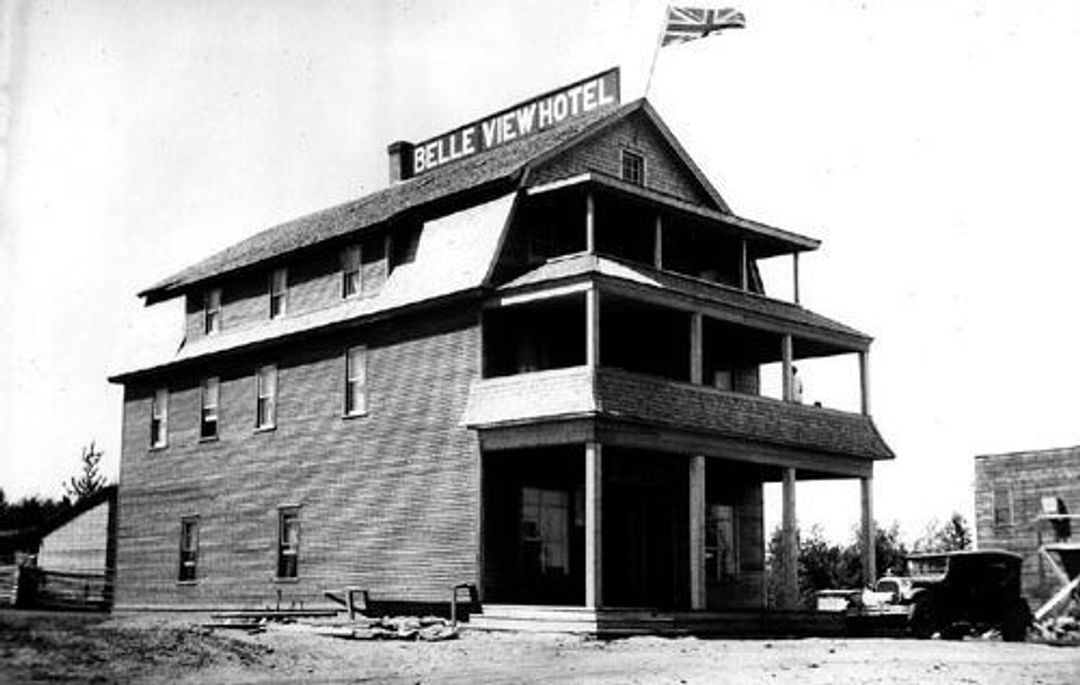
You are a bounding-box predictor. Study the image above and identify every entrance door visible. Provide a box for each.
[603,453,686,608]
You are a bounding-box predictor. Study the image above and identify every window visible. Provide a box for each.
[277,507,300,579]
[993,487,1014,527]
[520,487,569,576]
[621,150,645,186]
[269,268,287,319]
[341,245,361,298]
[256,365,277,429]
[150,388,168,448]
[705,504,738,581]
[344,346,367,416]
[204,288,222,335]
[178,517,198,581]
[200,377,219,440]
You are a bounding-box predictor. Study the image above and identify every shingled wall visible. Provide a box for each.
[116,305,481,610]
[527,112,714,206]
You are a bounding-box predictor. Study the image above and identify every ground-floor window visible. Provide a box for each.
[277,507,300,579]
[178,517,198,582]
[520,487,569,576]
[705,504,737,581]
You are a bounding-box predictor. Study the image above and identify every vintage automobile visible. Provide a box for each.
[902,550,1032,641]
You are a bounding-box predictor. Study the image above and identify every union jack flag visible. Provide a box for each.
[661,7,746,47]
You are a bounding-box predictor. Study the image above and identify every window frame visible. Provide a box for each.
[344,346,367,417]
[341,245,361,298]
[178,516,199,583]
[269,267,288,319]
[255,365,277,431]
[149,388,168,449]
[204,288,222,335]
[277,506,300,580]
[200,376,220,441]
[993,486,1014,528]
[621,149,646,186]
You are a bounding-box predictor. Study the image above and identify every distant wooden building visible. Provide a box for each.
[37,486,118,576]
[109,69,893,628]
[975,446,1080,602]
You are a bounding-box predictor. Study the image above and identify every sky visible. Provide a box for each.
[2,0,1079,543]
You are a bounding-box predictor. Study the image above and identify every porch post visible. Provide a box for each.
[689,312,703,385]
[861,474,876,586]
[780,467,798,609]
[781,334,794,401]
[586,191,596,254]
[792,252,800,304]
[740,239,749,291]
[689,455,706,609]
[586,286,600,369]
[654,214,663,270]
[585,441,603,609]
[859,350,871,416]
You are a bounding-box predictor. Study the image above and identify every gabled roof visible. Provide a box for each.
[142,99,657,303]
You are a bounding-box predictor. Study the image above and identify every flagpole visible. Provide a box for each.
[643,4,671,99]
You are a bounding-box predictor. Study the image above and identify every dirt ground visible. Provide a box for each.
[1,610,1077,684]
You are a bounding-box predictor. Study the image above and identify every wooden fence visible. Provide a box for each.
[16,567,113,610]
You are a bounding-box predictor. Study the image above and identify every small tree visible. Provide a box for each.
[915,512,972,552]
[65,441,106,502]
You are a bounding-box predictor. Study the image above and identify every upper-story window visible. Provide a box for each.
[256,365,277,430]
[344,346,367,416]
[341,245,361,298]
[204,288,222,335]
[621,150,645,186]
[150,388,168,448]
[200,377,219,440]
[269,268,288,319]
[178,516,198,582]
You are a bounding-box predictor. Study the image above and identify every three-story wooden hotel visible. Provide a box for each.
[110,69,894,631]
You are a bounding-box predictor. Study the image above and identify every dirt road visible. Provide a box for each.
[1,610,1077,684]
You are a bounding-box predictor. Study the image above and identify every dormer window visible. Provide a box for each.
[204,288,222,335]
[341,245,361,298]
[269,268,288,319]
[621,150,645,186]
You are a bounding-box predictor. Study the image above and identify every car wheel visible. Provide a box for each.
[909,595,938,639]
[1001,599,1031,643]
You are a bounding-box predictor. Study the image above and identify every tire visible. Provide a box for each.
[1001,599,1031,643]
[909,594,938,639]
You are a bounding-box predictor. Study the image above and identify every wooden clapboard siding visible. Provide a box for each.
[974,446,1080,602]
[116,305,481,609]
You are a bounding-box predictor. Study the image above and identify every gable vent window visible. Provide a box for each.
[269,268,287,319]
[621,150,645,186]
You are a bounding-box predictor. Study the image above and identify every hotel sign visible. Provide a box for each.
[411,68,620,176]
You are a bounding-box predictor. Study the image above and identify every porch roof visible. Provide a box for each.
[497,253,871,351]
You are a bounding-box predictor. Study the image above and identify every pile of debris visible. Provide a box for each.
[291,614,459,641]
[1034,599,1080,645]
[204,610,459,641]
